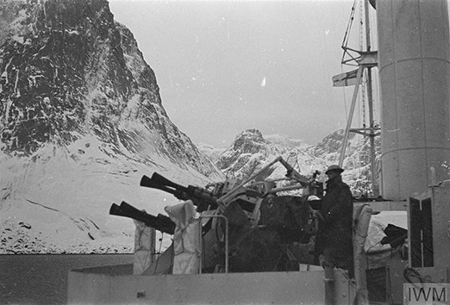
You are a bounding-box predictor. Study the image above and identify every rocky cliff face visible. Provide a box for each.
[217,129,286,178]
[0,0,217,176]
[0,0,221,254]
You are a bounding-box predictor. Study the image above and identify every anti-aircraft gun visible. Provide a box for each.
[109,201,175,234]
[139,156,323,211]
[110,156,324,273]
[139,172,220,212]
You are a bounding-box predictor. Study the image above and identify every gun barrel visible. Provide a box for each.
[140,175,180,196]
[279,157,309,187]
[146,172,186,191]
[267,184,303,194]
[140,173,218,212]
[109,201,175,234]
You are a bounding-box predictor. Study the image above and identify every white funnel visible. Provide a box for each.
[377,0,450,200]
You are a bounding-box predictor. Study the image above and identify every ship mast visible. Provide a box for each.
[333,0,379,197]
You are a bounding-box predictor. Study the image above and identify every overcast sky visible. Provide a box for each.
[109,0,379,147]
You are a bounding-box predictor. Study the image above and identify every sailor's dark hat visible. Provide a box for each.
[325,164,344,174]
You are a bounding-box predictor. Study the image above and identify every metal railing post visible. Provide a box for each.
[198,214,229,273]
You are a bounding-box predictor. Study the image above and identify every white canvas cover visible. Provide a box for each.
[165,200,201,274]
[133,218,155,275]
[365,211,407,269]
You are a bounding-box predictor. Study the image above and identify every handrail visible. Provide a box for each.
[198,214,229,274]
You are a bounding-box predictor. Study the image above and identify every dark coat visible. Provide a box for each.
[314,175,353,260]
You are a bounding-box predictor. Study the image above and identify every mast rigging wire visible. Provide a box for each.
[340,0,358,64]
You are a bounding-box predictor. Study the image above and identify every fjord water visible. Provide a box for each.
[0,254,133,304]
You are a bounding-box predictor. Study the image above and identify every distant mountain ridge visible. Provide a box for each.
[199,128,381,196]
[264,133,310,150]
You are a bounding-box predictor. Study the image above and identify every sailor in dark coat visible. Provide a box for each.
[314,164,354,278]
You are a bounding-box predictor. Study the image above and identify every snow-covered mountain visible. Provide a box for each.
[214,129,322,181]
[201,128,380,197]
[0,0,222,254]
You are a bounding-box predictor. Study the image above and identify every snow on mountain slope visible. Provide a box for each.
[307,128,381,194]
[0,0,222,253]
[264,133,310,150]
[0,135,217,253]
[212,128,380,197]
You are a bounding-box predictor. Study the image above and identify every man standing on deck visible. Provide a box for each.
[314,164,354,278]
